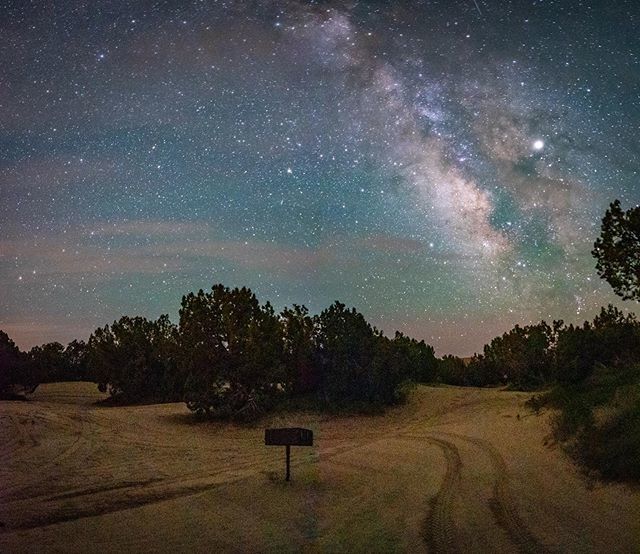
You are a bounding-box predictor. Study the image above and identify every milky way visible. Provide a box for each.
[1,1,639,354]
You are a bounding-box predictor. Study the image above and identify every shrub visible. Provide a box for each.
[529,364,640,482]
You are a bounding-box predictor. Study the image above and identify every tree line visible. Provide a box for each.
[438,305,640,390]
[0,332,88,399]
[0,287,439,418]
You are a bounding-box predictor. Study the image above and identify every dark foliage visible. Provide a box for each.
[435,355,469,386]
[528,365,640,482]
[446,305,640,391]
[464,321,560,390]
[176,288,440,418]
[64,339,90,381]
[555,306,640,384]
[25,339,90,384]
[28,342,66,383]
[86,314,181,403]
[314,301,381,403]
[310,303,413,406]
[8,284,437,417]
[593,199,640,301]
[0,331,37,397]
[280,304,318,394]
[388,332,438,384]
[179,285,285,419]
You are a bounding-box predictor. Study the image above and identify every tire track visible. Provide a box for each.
[3,443,321,532]
[421,436,462,554]
[0,410,93,502]
[0,416,24,464]
[435,431,550,554]
[1,443,309,531]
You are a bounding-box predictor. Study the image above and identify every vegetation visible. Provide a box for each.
[0,284,441,417]
[592,199,640,301]
[521,198,640,482]
[529,364,640,482]
[0,331,37,398]
[87,315,181,403]
[178,285,285,419]
[462,321,560,389]
[1,198,637,477]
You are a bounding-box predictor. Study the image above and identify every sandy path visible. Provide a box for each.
[0,383,638,552]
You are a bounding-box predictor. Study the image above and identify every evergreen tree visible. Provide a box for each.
[593,199,640,301]
[87,314,180,402]
[179,285,284,419]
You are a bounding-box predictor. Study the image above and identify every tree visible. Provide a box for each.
[388,332,437,384]
[280,304,318,394]
[471,322,558,389]
[315,301,382,404]
[179,285,284,419]
[64,339,89,381]
[28,342,65,382]
[593,199,640,301]
[437,355,470,386]
[0,331,37,397]
[555,306,640,383]
[87,315,180,402]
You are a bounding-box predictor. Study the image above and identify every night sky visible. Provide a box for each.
[1,1,639,355]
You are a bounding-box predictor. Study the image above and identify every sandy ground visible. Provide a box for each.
[0,382,638,553]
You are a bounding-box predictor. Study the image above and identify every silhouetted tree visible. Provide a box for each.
[437,355,470,386]
[64,339,89,381]
[389,332,438,384]
[28,342,65,382]
[179,285,284,419]
[469,321,558,389]
[555,306,640,383]
[280,304,318,394]
[315,301,390,404]
[87,315,180,402]
[0,331,37,397]
[593,199,640,301]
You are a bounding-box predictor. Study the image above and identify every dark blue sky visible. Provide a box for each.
[1,0,639,354]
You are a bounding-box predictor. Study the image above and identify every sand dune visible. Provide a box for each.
[0,382,638,552]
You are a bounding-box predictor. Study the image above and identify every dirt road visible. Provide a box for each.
[0,383,638,552]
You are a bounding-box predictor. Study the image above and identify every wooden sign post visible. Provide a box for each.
[265,427,313,481]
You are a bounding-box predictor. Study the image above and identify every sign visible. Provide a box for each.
[264,427,313,481]
[265,427,313,447]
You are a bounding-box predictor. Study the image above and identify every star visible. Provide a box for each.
[0,0,635,356]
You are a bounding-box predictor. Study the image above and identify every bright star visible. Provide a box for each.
[533,139,544,151]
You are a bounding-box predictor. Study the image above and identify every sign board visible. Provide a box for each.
[264,427,313,481]
[265,427,313,447]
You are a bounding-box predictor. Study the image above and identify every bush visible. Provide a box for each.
[577,391,640,481]
[528,364,640,482]
[314,301,383,404]
[556,306,640,384]
[74,284,438,417]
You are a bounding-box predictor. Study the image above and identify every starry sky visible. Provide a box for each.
[1,0,639,355]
